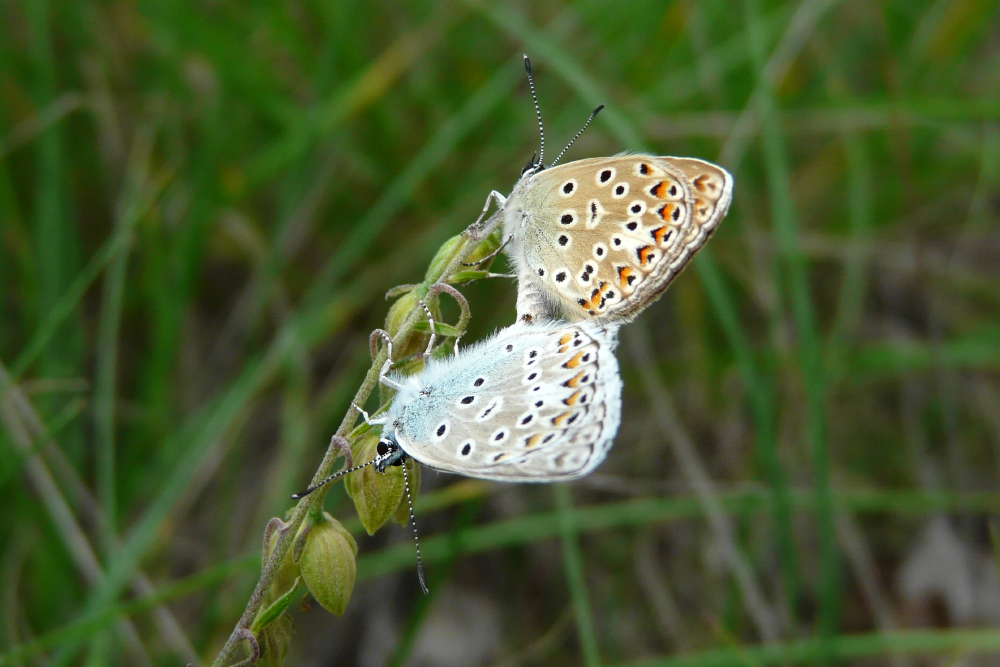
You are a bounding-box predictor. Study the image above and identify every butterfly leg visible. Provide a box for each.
[460,234,513,267]
[417,300,436,364]
[370,329,404,391]
[352,403,388,426]
[474,190,507,228]
[467,190,507,240]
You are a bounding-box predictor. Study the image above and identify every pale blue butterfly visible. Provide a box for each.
[293,316,622,593]
[361,317,622,482]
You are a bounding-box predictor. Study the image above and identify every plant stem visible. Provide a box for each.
[209,214,498,666]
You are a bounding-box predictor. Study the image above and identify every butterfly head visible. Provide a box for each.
[520,151,544,177]
[518,56,601,177]
[373,435,407,473]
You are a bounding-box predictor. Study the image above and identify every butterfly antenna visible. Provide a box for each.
[524,55,545,168]
[550,105,604,168]
[291,459,375,499]
[401,461,429,594]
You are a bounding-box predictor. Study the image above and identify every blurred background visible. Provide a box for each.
[3,0,1000,665]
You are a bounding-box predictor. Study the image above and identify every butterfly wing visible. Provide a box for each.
[504,155,732,323]
[384,320,622,482]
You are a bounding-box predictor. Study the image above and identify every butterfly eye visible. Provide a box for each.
[377,439,390,456]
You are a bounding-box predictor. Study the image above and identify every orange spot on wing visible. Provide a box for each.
[552,412,573,426]
[578,281,613,311]
[563,371,586,388]
[617,266,633,288]
[638,246,656,267]
[559,334,573,345]
[524,434,543,448]
[650,179,679,199]
[657,203,676,220]
[563,391,583,406]
[694,174,716,194]
[563,351,586,369]
[652,227,668,244]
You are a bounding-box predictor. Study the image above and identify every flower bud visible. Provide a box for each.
[259,611,293,667]
[346,433,404,534]
[384,291,444,361]
[263,519,300,601]
[297,511,358,616]
[384,290,419,339]
[424,234,464,282]
[461,230,503,268]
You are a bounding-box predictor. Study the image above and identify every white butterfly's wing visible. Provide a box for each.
[385,320,622,482]
[503,155,732,323]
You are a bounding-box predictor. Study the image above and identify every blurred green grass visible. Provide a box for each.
[3,0,1000,665]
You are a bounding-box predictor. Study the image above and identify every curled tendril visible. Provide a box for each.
[230,628,260,667]
[427,282,471,333]
[368,329,391,361]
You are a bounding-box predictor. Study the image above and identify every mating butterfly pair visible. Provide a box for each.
[369,56,732,483]
[316,57,734,486]
[371,146,731,482]
[293,57,733,594]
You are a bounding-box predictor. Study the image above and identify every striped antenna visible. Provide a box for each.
[550,105,604,168]
[523,55,545,168]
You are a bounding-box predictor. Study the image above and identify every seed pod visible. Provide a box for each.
[259,610,293,667]
[424,234,464,283]
[384,291,444,361]
[384,290,419,339]
[297,511,358,616]
[263,519,299,601]
[460,229,504,270]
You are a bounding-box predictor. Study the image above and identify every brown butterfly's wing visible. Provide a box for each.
[510,155,732,323]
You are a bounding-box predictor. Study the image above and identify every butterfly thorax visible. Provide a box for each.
[500,172,540,257]
[501,167,581,321]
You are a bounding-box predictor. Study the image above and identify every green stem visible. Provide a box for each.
[740,0,839,644]
[556,485,602,667]
[210,223,483,667]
